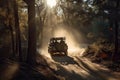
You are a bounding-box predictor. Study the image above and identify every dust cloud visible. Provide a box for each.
[53,25,86,56]
[37,8,87,57]
[38,24,86,57]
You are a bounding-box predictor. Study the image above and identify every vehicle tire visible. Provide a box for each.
[64,51,68,56]
[50,52,53,56]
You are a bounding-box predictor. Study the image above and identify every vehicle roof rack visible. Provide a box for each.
[50,37,66,41]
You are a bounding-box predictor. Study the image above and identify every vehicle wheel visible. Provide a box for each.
[64,51,68,56]
[50,53,53,56]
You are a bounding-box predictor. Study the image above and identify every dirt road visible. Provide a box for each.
[45,55,120,80]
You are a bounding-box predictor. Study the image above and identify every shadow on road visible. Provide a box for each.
[51,55,79,65]
[75,57,119,80]
[55,65,85,80]
[0,58,60,80]
[52,57,119,80]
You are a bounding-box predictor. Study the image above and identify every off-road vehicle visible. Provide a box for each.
[48,37,68,56]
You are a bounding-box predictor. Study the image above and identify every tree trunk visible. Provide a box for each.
[113,0,119,62]
[36,4,43,49]
[26,0,36,64]
[9,24,15,57]
[6,0,16,57]
[114,20,119,61]
[13,0,22,61]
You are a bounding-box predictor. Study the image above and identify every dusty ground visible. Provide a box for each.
[43,53,120,80]
[0,50,120,80]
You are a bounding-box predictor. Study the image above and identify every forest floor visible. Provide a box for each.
[44,54,120,80]
[0,53,120,80]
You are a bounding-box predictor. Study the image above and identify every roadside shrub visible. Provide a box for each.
[83,38,115,61]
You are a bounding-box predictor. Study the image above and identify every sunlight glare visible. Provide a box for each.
[46,0,57,8]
